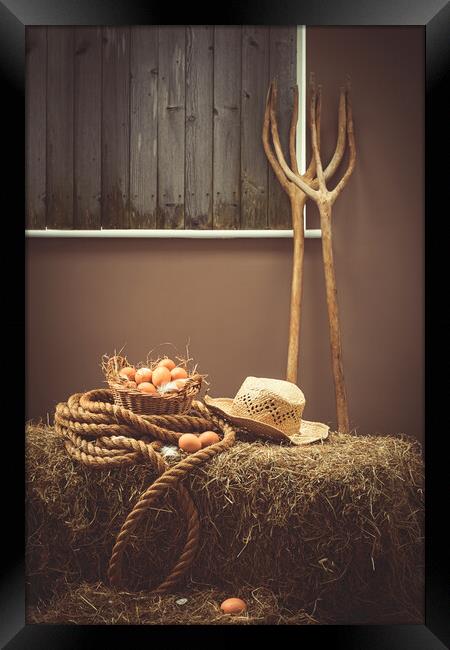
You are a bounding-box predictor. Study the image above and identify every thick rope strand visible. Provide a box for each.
[108,419,236,589]
[54,391,236,593]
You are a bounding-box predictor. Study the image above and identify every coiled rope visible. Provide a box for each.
[54,388,236,593]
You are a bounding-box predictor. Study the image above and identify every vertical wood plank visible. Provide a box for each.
[102,27,130,228]
[47,27,74,227]
[28,24,297,233]
[213,26,241,229]
[185,26,213,229]
[241,26,269,229]
[26,27,47,229]
[268,26,296,229]
[157,26,185,229]
[74,27,102,228]
[130,26,158,228]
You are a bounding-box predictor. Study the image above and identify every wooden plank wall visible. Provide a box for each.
[26,26,297,230]
[74,27,102,228]
[46,27,74,228]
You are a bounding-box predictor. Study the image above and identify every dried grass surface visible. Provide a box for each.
[26,422,424,624]
[27,582,318,625]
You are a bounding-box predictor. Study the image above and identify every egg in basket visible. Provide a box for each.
[103,353,204,416]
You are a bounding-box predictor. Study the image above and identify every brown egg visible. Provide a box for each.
[158,358,176,371]
[135,367,152,384]
[126,381,137,389]
[220,598,247,614]
[138,382,156,394]
[171,367,188,380]
[178,434,202,453]
[119,366,136,381]
[199,431,220,448]
[152,366,171,387]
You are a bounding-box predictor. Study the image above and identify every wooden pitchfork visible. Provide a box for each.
[262,76,356,433]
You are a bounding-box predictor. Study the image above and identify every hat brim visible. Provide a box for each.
[204,396,329,445]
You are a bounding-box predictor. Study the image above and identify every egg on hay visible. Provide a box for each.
[199,431,220,448]
[178,434,202,453]
[220,598,247,615]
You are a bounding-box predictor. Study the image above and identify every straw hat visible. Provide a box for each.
[204,377,329,445]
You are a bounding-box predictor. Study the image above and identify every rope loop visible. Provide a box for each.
[55,390,236,593]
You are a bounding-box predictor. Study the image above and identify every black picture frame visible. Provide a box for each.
[5,0,449,646]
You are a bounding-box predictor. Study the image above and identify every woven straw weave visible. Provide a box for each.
[232,377,304,437]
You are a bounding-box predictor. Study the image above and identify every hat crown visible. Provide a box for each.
[231,377,305,437]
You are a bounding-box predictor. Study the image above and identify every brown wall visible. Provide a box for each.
[26,27,424,441]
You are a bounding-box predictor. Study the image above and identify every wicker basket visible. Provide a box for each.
[109,375,202,416]
[104,354,203,416]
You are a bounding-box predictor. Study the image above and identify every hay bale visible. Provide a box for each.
[27,582,318,625]
[26,422,424,624]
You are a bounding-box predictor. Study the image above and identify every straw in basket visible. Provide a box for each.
[103,354,203,416]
